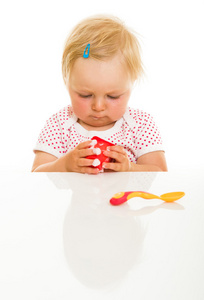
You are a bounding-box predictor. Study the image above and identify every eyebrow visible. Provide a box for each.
[75,87,127,95]
[71,81,129,95]
[106,90,126,95]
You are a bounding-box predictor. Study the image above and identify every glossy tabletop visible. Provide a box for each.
[0,170,204,300]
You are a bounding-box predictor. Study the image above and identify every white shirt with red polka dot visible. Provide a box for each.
[34,105,164,163]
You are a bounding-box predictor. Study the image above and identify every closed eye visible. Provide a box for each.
[108,95,120,99]
[79,94,92,98]
[78,94,120,99]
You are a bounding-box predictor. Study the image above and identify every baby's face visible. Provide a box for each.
[68,53,133,131]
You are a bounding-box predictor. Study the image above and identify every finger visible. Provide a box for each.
[78,158,95,167]
[103,149,126,162]
[76,140,93,150]
[79,147,102,158]
[106,145,127,154]
[103,162,121,172]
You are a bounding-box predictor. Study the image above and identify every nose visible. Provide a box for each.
[92,97,106,112]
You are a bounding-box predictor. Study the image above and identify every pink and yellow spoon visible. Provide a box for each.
[110,191,185,206]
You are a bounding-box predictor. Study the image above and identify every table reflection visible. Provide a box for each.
[47,172,183,290]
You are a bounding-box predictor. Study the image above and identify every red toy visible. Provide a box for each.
[87,136,115,171]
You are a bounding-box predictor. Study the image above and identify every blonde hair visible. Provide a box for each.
[62,15,143,84]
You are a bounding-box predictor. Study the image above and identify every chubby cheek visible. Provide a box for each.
[110,97,129,118]
[72,102,89,118]
[71,97,90,118]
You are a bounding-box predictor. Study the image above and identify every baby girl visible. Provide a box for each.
[32,15,167,173]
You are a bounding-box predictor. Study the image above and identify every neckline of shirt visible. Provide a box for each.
[74,117,124,138]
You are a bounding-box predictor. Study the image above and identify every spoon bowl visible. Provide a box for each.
[159,192,185,202]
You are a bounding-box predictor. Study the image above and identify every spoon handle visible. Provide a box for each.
[110,191,160,205]
[128,191,161,200]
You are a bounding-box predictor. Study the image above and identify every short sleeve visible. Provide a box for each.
[124,108,164,159]
[134,111,164,158]
[33,106,76,158]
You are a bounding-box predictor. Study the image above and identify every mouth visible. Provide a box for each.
[91,116,104,120]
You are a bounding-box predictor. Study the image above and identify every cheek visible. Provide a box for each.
[111,97,129,113]
[71,98,89,116]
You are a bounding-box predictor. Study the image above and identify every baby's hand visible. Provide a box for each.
[64,140,100,174]
[102,146,131,172]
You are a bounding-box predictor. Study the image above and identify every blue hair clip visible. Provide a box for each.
[83,44,90,58]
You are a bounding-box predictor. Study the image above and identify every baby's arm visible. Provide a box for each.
[103,146,167,172]
[32,140,100,174]
[134,151,167,171]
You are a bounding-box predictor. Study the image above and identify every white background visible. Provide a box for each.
[0,0,203,171]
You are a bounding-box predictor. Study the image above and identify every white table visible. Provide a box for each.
[0,170,203,300]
